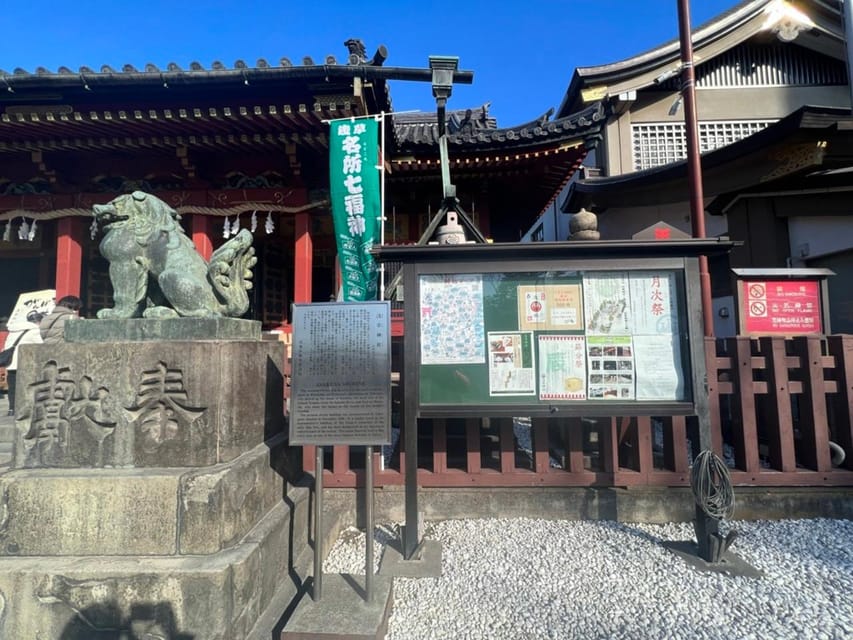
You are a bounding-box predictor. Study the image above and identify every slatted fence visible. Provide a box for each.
[297,335,853,488]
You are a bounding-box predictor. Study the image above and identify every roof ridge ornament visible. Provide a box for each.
[761,0,815,42]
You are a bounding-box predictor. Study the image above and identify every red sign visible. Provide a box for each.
[743,280,822,335]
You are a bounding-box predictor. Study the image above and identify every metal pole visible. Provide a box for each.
[378,113,386,300]
[402,264,419,560]
[845,1,853,109]
[677,0,714,338]
[313,446,324,601]
[365,445,375,602]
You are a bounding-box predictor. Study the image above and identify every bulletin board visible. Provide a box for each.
[416,267,690,410]
[372,240,734,419]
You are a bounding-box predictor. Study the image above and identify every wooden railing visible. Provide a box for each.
[299,335,853,488]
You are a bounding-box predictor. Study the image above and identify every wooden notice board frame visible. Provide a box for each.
[374,239,737,420]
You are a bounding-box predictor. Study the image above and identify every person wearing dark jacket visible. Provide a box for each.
[40,295,82,344]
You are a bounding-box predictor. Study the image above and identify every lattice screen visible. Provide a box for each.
[631,120,775,170]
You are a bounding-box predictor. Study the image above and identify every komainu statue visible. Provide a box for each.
[93,191,257,319]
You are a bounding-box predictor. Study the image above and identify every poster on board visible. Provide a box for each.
[487,331,536,396]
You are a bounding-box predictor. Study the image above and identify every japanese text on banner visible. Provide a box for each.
[329,119,381,301]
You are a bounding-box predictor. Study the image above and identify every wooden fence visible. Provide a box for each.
[298,335,853,488]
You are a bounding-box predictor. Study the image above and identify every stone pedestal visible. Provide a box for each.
[0,319,296,639]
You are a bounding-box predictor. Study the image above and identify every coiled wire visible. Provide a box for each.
[690,449,735,520]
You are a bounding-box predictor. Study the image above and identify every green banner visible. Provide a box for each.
[329,118,380,301]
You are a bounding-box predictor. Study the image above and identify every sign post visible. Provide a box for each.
[283,301,393,639]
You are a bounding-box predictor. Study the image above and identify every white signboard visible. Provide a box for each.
[6,289,55,327]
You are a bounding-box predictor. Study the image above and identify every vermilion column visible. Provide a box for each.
[293,212,312,303]
[55,217,84,298]
[191,214,213,261]
[294,211,315,471]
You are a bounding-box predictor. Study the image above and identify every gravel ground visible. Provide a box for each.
[323,517,853,640]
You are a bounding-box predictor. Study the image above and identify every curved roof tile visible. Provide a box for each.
[558,0,845,116]
[396,102,606,152]
[1,38,387,80]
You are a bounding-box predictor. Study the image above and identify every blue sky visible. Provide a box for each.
[2,0,737,127]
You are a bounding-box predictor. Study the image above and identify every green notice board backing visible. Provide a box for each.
[416,266,691,411]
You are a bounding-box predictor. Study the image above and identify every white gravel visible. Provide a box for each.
[323,517,853,640]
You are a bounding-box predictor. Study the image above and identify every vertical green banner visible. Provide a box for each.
[329,118,380,301]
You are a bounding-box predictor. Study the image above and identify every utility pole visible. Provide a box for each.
[677,0,714,338]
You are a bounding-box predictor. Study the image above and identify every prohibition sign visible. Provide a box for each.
[748,283,765,299]
[749,301,767,317]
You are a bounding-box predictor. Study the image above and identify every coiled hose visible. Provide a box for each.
[690,449,735,520]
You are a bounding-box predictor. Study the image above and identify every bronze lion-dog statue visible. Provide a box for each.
[93,191,257,319]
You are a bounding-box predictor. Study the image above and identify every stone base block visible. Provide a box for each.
[13,338,284,468]
[0,439,289,557]
[0,487,312,640]
[281,573,394,640]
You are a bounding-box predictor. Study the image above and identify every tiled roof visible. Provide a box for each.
[557,0,845,117]
[0,38,388,83]
[395,102,606,152]
[0,38,393,119]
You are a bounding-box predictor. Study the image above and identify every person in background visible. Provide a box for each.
[3,310,44,416]
[40,295,83,343]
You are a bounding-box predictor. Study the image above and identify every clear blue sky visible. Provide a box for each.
[2,0,737,127]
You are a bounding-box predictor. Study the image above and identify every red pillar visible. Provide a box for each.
[191,214,213,261]
[294,211,315,471]
[293,212,312,303]
[55,217,84,298]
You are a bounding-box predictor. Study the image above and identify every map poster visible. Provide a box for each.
[633,334,685,401]
[583,273,630,335]
[420,274,486,364]
[517,284,584,331]
[487,332,536,396]
[537,335,587,400]
[586,336,635,400]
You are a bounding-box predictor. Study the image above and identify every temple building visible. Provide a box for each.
[529,0,853,334]
[0,41,603,331]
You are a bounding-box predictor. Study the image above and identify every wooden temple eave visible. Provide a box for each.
[390,140,587,173]
[0,102,355,153]
[0,188,328,221]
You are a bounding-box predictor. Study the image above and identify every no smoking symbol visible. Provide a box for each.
[749,283,765,298]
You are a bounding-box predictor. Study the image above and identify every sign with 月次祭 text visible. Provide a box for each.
[289,302,391,446]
